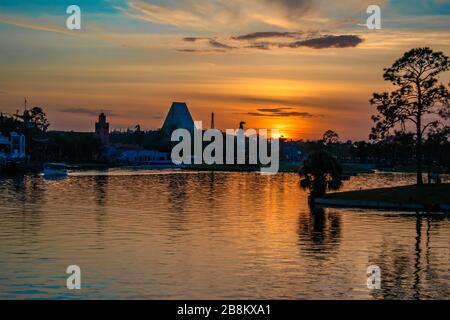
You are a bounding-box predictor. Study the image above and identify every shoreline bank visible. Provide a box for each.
[315,184,450,212]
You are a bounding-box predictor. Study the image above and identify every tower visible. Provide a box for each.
[211,112,215,129]
[95,113,109,145]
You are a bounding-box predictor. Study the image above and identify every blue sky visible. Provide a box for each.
[0,1,449,37]
[0,0,449,31]
[0,0,117,14]
[388,0,450,15]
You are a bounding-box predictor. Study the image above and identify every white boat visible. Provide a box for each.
[43,163,68,176]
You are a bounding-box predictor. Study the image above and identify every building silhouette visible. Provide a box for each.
[95,113,109,145]
[161,102,195,135]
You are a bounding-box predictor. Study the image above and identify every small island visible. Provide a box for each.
[315,184,450,212]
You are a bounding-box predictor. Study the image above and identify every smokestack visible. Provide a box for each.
[211,112,215,129]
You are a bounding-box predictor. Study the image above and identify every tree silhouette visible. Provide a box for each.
[423,125,450,171]
[322,130,339,145]
[30,107,50,132]
[299,150,343,198]
[370,47,450,185]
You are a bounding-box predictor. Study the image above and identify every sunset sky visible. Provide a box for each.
[0,0,449,140]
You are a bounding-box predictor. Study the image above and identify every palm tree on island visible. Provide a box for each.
[299,150,343,198]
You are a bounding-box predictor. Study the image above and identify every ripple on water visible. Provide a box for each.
[0,170,449,299]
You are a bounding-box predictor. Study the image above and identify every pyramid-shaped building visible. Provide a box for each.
[161,102,195,134]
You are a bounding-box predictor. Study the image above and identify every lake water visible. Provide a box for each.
[0,170,449,299]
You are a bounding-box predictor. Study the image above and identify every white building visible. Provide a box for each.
[9,132,26,159]
[0,132,25,160]
[0,134,9,160]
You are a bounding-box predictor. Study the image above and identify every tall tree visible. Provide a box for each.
[29,107,50,132]
[370,48,450,184]
[322,130,339,145]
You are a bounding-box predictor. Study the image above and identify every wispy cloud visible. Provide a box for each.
[262,0,314,18]
[179,32,364,53]
[120,0,210,29]
[119,0,376,31]
[177,48,227,53]
[0,15,75,36]
[232,31,305,40]
[61,108,116,117]
[179,37,237,52]
[208,39,236,50]
[281,35,364,49]
[247,107,314,117]
[182,37,209,42]
[244,42,273,50]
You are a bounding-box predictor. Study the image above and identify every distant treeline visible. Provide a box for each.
[294,130,450,169]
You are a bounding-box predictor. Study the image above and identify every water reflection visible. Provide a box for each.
[43,175,67,182]
[413,214,423,300]
[94,175,108,207]
[0,174,45,239]
[368,214,449,300]
[93,175,108,238]
[0,171,448,299]
[298,204,342,255]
